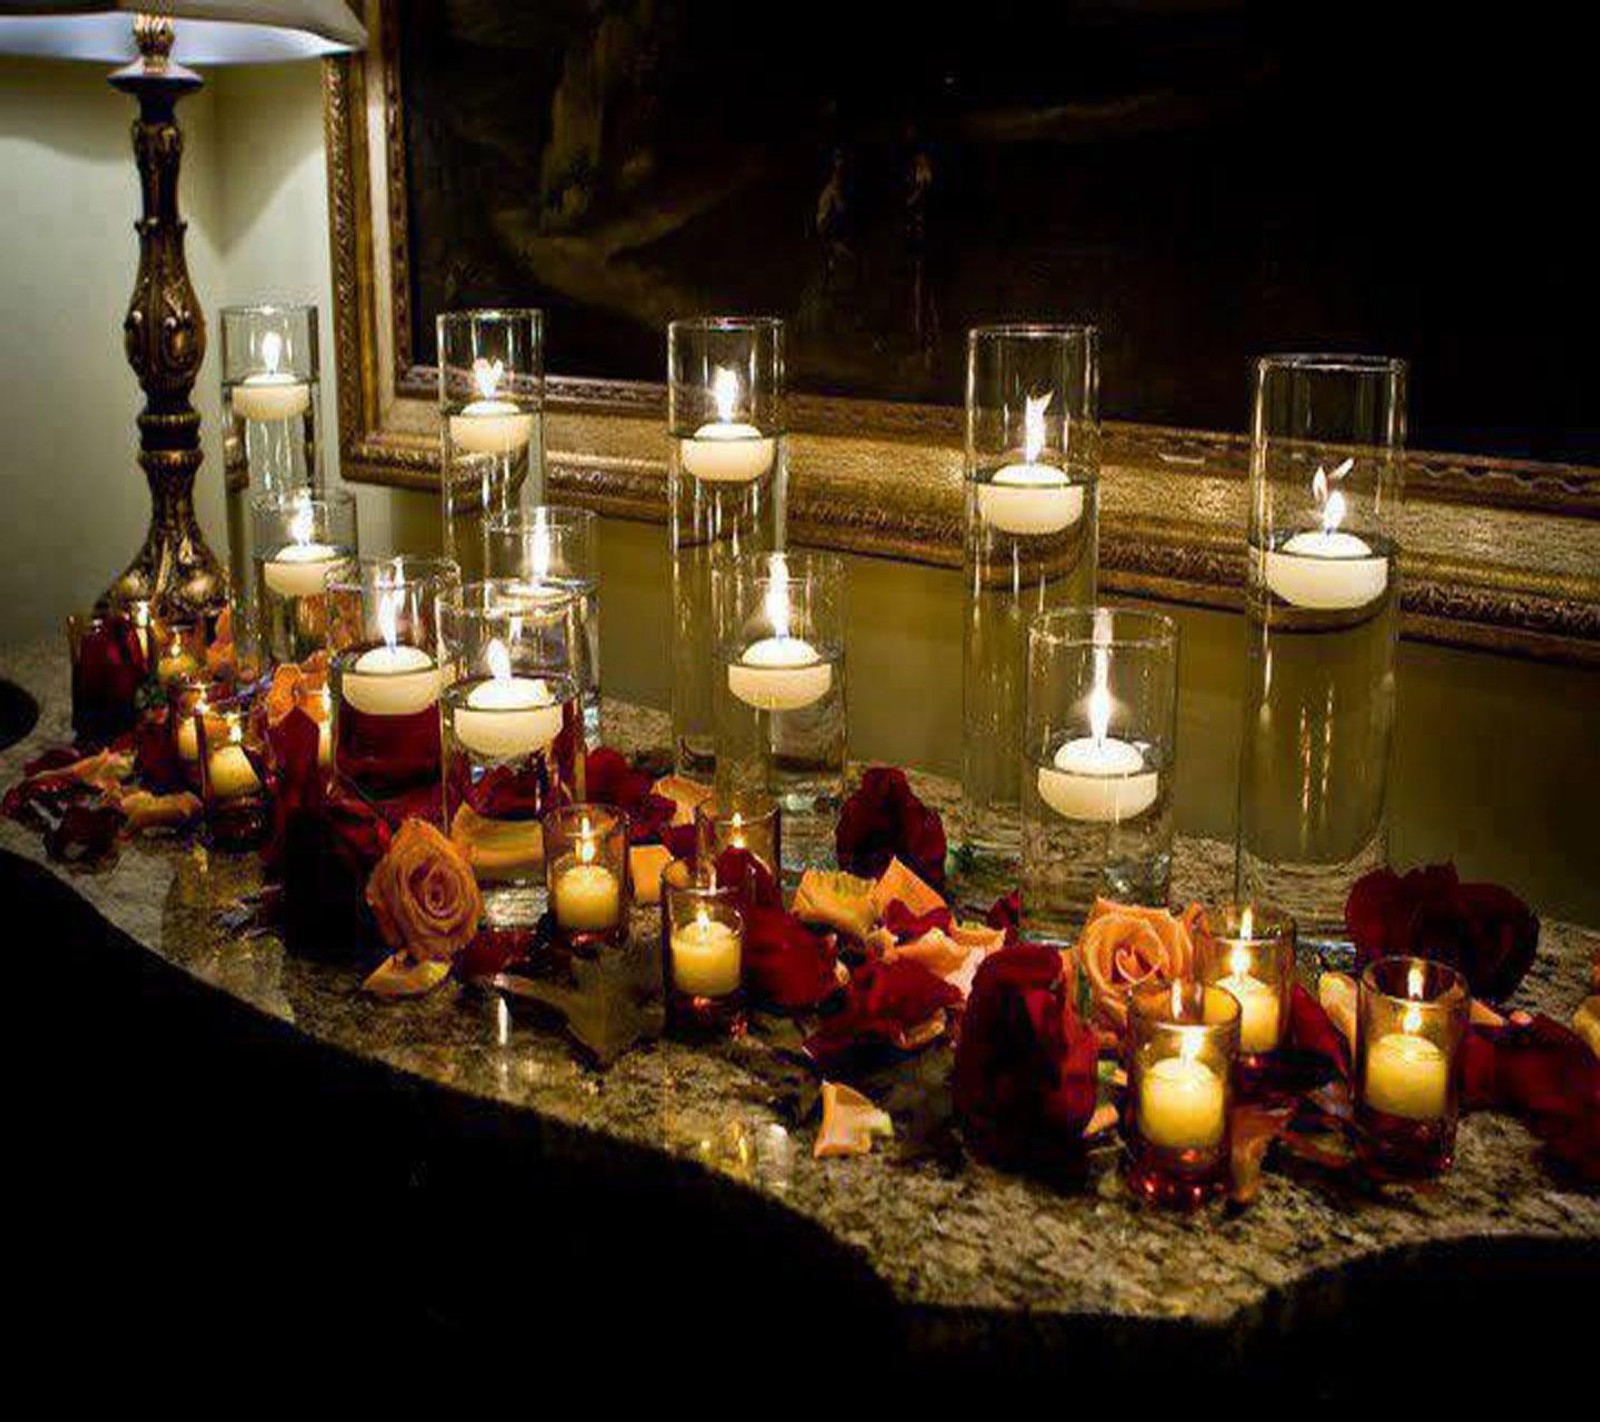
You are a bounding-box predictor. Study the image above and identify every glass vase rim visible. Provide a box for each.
[730,548,846,581]
[668,314,785,337]
[1256,352,1408,378]
[437,306,545,326]
[665,879,747,918]
[324,554,461,595]
[1029,604,1178,651]
[967,321,1099,344]
[1203,901,1295,940]
[248,488,355,515]
[542,800,629,834]
[1359,954,1469,1006]
[219,302,317,318]
[444,577,583,615]
[483,503,598,535]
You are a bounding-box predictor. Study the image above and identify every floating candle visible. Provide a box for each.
[680,367,774,483]
[1139,1037,1226,1150]
[449,356,534,457]
[671,908,742,998]
[1262,461,1388,610]
[341,590,441,717]
[231,332,310,422]
[263,501,339,598]
[977,391,1084,536]
[451,639,563,759]
[1037,674,1158,822]
[726,558,831,711]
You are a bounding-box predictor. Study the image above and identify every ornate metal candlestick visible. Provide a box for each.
[104,15,227,623]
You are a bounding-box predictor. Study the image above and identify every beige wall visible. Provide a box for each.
[3,56,1597,924]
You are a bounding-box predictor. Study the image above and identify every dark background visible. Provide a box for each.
[399,0,1595,460]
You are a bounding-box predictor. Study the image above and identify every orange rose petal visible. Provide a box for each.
[869,856,945,921]
[1574,997,1600,1059]
[884,928,991,999]
[449,805,543,882]
[792,868,878,941]
[1317,972,1358,1050]
[362,953,451,999]
[117,789,201,833]
[650,774,713,827]
[894,1008,949,1053]
[1084,1101,1119,1138]
[629,842,673,905]
[815,1081,894,1159]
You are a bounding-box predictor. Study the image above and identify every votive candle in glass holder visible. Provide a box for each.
[170,676,222,787]
[1196,903,1295,1063]
[1023,606,1178,945]
[544,803,630,954]
[664,880,746,1038]
[1126,981,1240,1207]
[962,324,1100,884]
[1356,956,1468,1178]
[694,789,782,883]
[251,491,356,668]
[440,581,585,927]
[668,316,786,781]
[715,551,844,876]
[152,618,205,689]
[326,556,459,811]
[438,309,544,583]
[483,505,602,745]
[196,698,268,850]
[1236,354,1406,960]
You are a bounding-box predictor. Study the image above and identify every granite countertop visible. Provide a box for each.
[3,635,1596,1353]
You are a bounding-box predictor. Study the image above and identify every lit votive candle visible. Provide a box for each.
[976,392,1083,536]
[1198,903,1294,1058]
[671,908,742,998]
[450,640,563,759]
[1262,465,1388,610]
[206,735,262,801]
[157,636,200,688]
[448,356,534,457]
[1139,1047,1226,1150]
[554,860,622,932]
[1364,1030,1449,1120]
[679,367,774,483]
[341,643,440,717]
[231,331,310,422]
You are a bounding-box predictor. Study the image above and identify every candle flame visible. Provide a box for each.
[531,525,552,583]
[764,555,793,640]
[227,716,243,746]
[1023,390,1052,465]
[713,366,740,423]
[288,498,314,548]
[377,588,400,652]
[729,810,746,849]
[262,330,283,376]
[485,637,511,682]
[1088,607,1113,743]
[1238,904,1255,941]
[578,817,595,864]
[1311,457,1355,534]
[696,906,710,932]
[1401,961,1426,1034]
[471,356,504,401]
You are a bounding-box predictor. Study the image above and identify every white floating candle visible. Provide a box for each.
[1139,1048,1226,1150]
[727,636,831,712]
[1037,663,1158,823]
[342,644,439,717]
[679,368,774,483]
[231,332,310,422]
[263,542,339,599]
[452,640,563,759]
[1262,464,1388,610]
[448,357,533,457]
[976,392,1083,535]
[671,911,742,998]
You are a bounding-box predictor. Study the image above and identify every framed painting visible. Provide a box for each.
[325,0,1600,661]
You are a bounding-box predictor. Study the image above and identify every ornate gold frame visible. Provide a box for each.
[322,4,1600,663]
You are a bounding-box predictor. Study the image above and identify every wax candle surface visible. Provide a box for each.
[263,541,339,599]
[554,862,622,932]
[1217,970,1280,1054]
[978,464,1084,537]
[176,712,205,763]
[680,422,775,483]
[726,636,831,712]
[206,742,261,800]
[1139,1052,1226,1150]
[1263,530,1388,610]
[232,373,310,423]
[453,674,563,759]
[671,915,742,998]
[342,645,440,717]
[449,400,535,457]
[1037,735,1159,822]
[1364,1031,1449,1120]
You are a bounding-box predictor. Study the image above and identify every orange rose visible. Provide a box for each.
[1068,898,1200,1034]
[366,818,483,962]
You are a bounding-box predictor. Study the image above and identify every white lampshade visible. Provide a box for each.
[0,2,365,64]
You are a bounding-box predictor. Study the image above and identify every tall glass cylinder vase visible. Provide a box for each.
[484,505,602,744]
[438,309,545,583]
[1023,607,1177,945]
[715,551,844,877]
[1235,354,1406,957]
[668,316,786,782]
[221,304,322,606]
[963,324,1099,882]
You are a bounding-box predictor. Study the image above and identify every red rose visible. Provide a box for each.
[953,944,1099,1170]
[712,845,783,910]
[1347,863,1538,1002]
[71,614,146,746]
[835,766,947,890]
[742,905,839,1010]
[805,958,961,1070]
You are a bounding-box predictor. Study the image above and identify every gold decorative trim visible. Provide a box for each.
[322,3,1600,664]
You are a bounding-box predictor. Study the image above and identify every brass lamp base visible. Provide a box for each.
[101,15,227,623]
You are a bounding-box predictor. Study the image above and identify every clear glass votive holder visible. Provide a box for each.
[1022,606,1178,945]
[962,324,1100,881]
[195,696,269,851]
[1126,982,1240,1207]
[694,789,782,882]
[250,491,356,668]
[667,316,786,781]
[714,550,844,876]
[483,505,602,744]
[664,880,747,1038]
[1355,956,1468,1178]
[151,617,206,689]
[1195,903,1296,1064]
[439,309,544,583]
[169,675,221,790]
[326,556,459,810]
[440,581,585,927]
[1236,354,1406,959]
[544,803,631,955]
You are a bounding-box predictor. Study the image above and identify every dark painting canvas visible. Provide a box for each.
[398,0,1594,461]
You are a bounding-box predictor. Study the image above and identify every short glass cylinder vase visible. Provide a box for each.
[1235,354,1406,959]
[484,505,602,744]
[544,803,631,955]
[667,316,786,780]
[439,581,585,927]
[1022,607,1177,945]
[715,551,844,877]
[221,305,322,606]
[250,491,356,668]
[962,324,1100,883]
[438,309,545,583]
[663,880,746,1038]
[1125,981,1240,1207]
[195,696,269,851]
[1195,903,1296,1064]
[694,789,782,885]
[325,556,459,816]
[1355,956,1468,1178]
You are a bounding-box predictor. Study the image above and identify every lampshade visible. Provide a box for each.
[0,2,365,64]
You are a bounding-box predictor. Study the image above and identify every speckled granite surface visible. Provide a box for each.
[2,636,1595,1346]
